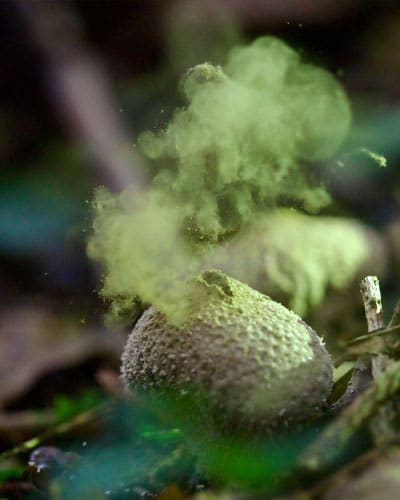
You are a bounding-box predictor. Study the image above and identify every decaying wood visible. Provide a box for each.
[360,276,385,333]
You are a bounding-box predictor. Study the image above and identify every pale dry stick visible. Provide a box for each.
[388,299,400,328]
[300,277,399,471]
[334,277,386,367]
[360,276,385,333]
[330,276,388,417]
[333,277,385,411]
[360,276,391,379]
[359,277,394,444]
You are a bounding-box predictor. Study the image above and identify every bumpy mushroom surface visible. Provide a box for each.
[122,270,333,434]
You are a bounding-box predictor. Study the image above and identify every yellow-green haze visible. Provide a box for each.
[88,37,351,323]
[141,36,350,241]
[87,188,197,323]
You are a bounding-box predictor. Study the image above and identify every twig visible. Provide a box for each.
[0,404,110,463]
[359,275,388,378]
[360,276,385,333]
[388,299,400,328]
[307,278,400,469]
[332,276,386,411]
[346,324,400,346]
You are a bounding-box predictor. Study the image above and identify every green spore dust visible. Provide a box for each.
[211,209,371,316]
[87,187,202,325]
[140,36,351,242]
[88,36,352,325]
[360,147,387,168]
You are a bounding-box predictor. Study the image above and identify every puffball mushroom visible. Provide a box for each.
[121,270,333,435]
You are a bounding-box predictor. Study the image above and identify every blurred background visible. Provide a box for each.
[1,0,400,454]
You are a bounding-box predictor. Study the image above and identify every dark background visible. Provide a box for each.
[1,0,400,421]
[2,0,400,307]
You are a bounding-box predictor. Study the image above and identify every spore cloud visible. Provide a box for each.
[88,187,197,323]
[88,37,351,323]
[141,36,350,241]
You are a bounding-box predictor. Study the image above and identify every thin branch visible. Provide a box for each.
[0,404,109,463]
[388,299,400,328]
[360,276,385,333]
